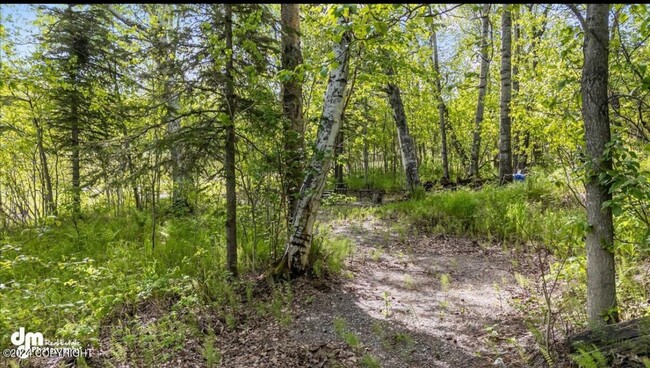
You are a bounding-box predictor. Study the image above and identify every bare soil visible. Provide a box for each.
[216,213,538,368]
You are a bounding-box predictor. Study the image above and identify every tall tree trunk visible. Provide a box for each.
[71,104,81,218]
[30,108,55,216]
[334,129,345,187]
[281,4,304,222]
[225,4,238,278]
[469,4,491,178]
[333,65,357,190]
[581,3,618,324]
[499,5,513,183]
[430,26,450,182]
[386,69,420,191]
[162,7,191,215]
[512,8,520,172]
[521,5,551,170]
[363,99,370,186]
[277,13,352,276]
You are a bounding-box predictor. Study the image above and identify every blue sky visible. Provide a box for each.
[1,4,41,58]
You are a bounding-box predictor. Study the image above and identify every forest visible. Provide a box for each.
[0,3,649,368]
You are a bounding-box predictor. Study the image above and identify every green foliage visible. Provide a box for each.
[360,354,381,368]
[333,316,360,348]
[346,170,404,192]
[202,333,221,368]
[0,209,274,346]
[380,173,578,245]
[603,134,650,255]
[391,332,414,348]
[571,347,609,368]
[322,192,357,206]
[309,229,355,278]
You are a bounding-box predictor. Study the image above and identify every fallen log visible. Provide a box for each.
[568,317,650,365]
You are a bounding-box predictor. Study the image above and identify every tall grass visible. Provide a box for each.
[344,169,404,191]
[379,174,584,246]
[0,207,281,346]
[0,195,357,352]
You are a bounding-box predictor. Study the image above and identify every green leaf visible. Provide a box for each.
[320,66,328,78]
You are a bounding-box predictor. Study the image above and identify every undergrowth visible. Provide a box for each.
[0,206,352,366]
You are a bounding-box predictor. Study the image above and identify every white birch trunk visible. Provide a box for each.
[386,77,420,191]
[469,4,491,178]
[279,15,352,275]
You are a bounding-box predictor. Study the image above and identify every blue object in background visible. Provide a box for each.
[513,171,526,181]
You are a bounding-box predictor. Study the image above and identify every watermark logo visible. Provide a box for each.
[3,327,93,360]
[10,327,43,359]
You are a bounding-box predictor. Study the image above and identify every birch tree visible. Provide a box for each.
[386,68,420,191]
[277,7,353,276]
[469,4,491,178]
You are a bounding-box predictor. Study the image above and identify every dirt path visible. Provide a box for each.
[208,210,540,368]
[54,207,543,368]
[284,213,534,368]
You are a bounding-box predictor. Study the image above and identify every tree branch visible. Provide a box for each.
[566,4,587,31]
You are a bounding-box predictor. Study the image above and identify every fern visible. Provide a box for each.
[571,347,608,368]
[525,321,554,367]
[539,346,554,368]
[592,349,608,367]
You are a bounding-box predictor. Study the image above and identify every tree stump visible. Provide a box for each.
[372,189,385,204]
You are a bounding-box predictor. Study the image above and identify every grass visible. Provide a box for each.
[440,273,451,292]
[309,228,355,278]
[378,174,582,246]
[344,170,404,192]
[403,275,416,290]
[0,203,351,363]
[333,316,361,348]
[202,332,221,368]
[360,354,381,368]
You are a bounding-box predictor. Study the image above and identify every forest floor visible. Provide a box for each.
[214,207,542,368]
